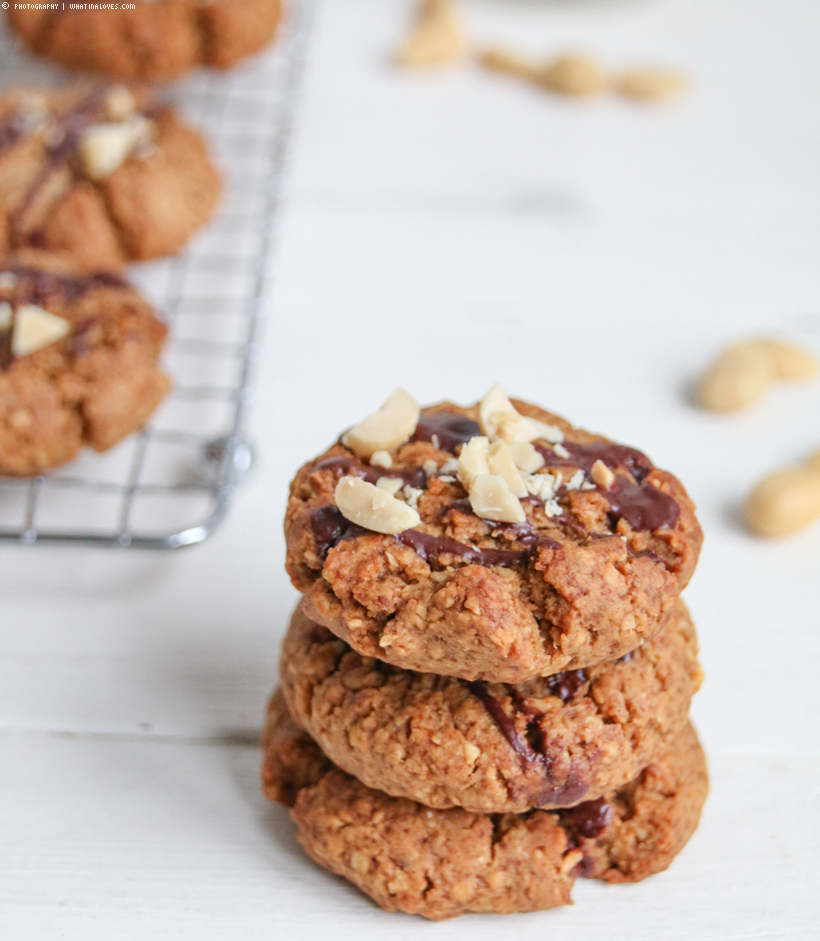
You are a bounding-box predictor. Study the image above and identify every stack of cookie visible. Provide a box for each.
[263,385,708,920]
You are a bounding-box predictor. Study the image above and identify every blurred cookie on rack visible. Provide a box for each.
[0,84,222,271]
[7,0,283,83]
[0,249,171,476]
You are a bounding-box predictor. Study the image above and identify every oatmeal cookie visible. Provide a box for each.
[0,84,221,270]
[279,598,701,813]
[263,696,708,920]
[7,0,283,82]
[0,249,170,475]
[285,388,703,682]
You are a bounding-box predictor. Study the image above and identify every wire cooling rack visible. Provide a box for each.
[0,2,311,548]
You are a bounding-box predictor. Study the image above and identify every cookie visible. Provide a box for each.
[279,598,701,813]
[263,695,708,920]
[7,0,283,82]
[0,249,170,475]
[285,387,703,683]
[0,84,221,270]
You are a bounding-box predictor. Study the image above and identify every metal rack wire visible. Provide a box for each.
[0,1,311,548]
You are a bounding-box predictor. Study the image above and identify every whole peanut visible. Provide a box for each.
[697,339,818,412]
[537,56,604,97]
[395,0,464,69]
[745,449,820,537]
[616,69,686,101]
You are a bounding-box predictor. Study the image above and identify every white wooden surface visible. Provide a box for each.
[2,0,820,937]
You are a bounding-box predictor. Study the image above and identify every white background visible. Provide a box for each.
[1,0,819,937]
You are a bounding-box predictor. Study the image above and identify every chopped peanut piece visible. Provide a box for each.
[479,383,563,444]
[488,440,528,497]
[11,304,71,357]
[590,459,615,490]
[468,474,526,524]
[79,115,155,180]
[457,435,490,490]
[335,477,420,534]
[375,477,403,496]
[509,441,545,474]
[343,388,420,458]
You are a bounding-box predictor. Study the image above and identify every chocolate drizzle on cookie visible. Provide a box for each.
[0,117,26,159]
[603,476,679,531]
[314,456,425,489]
[397,529,530,567]
[310,505,361,561]
[0,329,12,372]
[0,265,129,371]
[469,681,590,806]
[7,265,126,306]
[9,92,103,246]
[309,502,537,568]
[536,441,653,482]
[542,669,588,703]
[410,412,481,454]
[561,796,614,839]
[309,415,681,578]
[535,440,680,532]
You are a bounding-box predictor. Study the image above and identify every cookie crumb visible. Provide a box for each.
[403,484,424,509]
[422,459,438,476]
[565,469,586,491]
[526,472,558,502]
[560,849,585,874]
[376,477,404,496]
[370,450,393,469]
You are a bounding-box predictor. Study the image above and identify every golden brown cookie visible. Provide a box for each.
[7,0,283,82]
[0,84,221,269]
[0,249,170,475]
[285,390,703,682]
[263,695,708,920]
[279,598,702,813]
